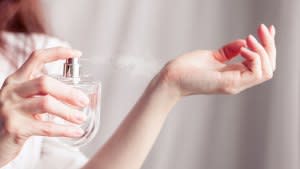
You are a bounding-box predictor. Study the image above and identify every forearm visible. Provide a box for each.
[83,72,181,169]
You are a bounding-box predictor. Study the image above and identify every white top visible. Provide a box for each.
[0,32,88,169]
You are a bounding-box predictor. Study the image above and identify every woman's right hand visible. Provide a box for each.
[0,47,89,167]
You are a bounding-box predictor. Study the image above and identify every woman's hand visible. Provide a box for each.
[160,24,276,96]
[0,47,89,167]
[83,24,277,169]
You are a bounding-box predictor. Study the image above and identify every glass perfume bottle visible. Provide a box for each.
[52,57,101,148]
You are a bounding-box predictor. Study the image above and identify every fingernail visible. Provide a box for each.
[72,50,82,57]
[72,128,84,137]
[248,34,254,40]
[260,23,264,28]
[74,112,87,122]
[261,24,268,31]
[271,25,276,36]
[76,92,90,106]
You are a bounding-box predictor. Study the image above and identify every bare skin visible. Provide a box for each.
[0,24,276,169]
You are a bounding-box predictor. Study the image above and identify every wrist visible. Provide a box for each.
[0,133,21,167]
[151,66,182,101]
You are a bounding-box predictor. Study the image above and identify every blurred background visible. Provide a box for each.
[42,0,299,169]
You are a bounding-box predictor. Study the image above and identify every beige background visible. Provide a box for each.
[42,0,299,169]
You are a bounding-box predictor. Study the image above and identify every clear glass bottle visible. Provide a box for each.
[52,58,101,148]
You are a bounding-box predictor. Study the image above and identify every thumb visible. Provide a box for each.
[213,39,246,63]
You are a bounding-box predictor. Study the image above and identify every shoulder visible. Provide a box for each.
[30,33,71,49]
[2,32,71,74]
[2,31,70,51]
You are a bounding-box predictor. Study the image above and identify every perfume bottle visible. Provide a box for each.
[52,57,101,148]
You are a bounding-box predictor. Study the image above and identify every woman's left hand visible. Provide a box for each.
[160,24,276,96]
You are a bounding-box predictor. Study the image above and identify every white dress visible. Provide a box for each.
[0,32,88,169]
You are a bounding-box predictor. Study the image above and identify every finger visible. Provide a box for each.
[214,39,247,63]
[240,47,262,77]
[31,120,84,138]
[11,47,82,80]
[18,95,86,124]
[225,48,263,93]
[246,35,273,78]
[257,24,274,55]
[257,24,276,70]
[269,25,276,38]
[269,25,277,70]
[14,76,89,107]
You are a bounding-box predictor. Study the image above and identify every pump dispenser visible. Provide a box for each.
[63,58,80,81]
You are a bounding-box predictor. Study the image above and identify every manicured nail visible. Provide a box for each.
[271,25,275,31]
[76,92,90,106]
[261,24,268,32]
[74,112,87,122]
[261,24,268,29]
[248,34,254,40]
[271,25,276,36]
[72,50,82,57]
[260,23,264,28]
[72,128,84,137]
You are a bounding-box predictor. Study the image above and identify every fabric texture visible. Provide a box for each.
[0,32,88,169]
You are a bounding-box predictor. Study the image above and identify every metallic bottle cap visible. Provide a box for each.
[63,58,80,82]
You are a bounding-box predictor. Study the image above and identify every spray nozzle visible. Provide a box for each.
[63,58,81,82]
